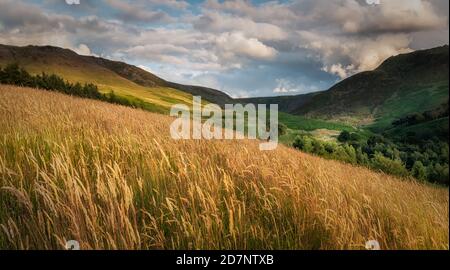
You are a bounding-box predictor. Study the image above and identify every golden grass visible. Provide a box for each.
[0,85,448,250]
[0,61,199,110]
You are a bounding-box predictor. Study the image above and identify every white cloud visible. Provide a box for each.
[273,78,317,94]
[300,31,413,78]
[137,65,154,73]
[193,11,287,41]
[215,32,277,60]
[322,64,354,80]
[73,43,91,55]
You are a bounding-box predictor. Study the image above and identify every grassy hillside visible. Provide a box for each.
[279,112,355,132]
[0,44,215,112]
[90,55,234,106]
[385,117,449,141]
[0,85,448,250]
[291,46,449,128]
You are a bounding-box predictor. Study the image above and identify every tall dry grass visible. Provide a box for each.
[0,85,448,250]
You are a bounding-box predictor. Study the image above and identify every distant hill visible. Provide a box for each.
[294,46,449,130]
[236,92,320,114]
[0,44,232,106]
[241,46,449,131]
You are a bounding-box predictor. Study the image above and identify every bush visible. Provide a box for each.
[371,152,409,178]
[293,135,313,153]
[338,130,351,142]
[412,161,427,181]
[278,123,288,136]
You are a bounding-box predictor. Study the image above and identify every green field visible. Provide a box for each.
[279,112,355,132]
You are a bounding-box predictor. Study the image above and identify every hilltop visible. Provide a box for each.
[0,85,448,249]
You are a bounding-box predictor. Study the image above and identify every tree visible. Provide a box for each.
[371,152,409,178]
[338,130,351,142]
[293,135,313,153]
[312,140,326,155]
[412,161,427,181]
[278,123,288,136]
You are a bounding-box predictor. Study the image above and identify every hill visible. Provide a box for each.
[236,92,319,114]
[0,85,448,250]
[0,44,232,109]
[294,46,449,129]
[242,46,448,131]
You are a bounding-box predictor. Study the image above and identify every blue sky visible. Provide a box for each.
[0,0,448,97]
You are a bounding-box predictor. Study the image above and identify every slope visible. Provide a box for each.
[0,44,231,110]
[294,46,449,129]
[0,85,448,250]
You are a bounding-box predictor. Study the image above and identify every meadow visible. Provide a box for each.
[0,85,448,250]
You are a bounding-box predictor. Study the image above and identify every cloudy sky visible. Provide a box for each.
[0,0,448,97]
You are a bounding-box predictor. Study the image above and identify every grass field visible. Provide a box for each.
[279,112,355,132]
[278,112,358,145]
[0,85,448,250]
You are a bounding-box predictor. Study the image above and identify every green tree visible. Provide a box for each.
[338,130,351,142]
[412,161,427,181]
[293,135,313,153]
[371,152,409,178]
[278,123,288,136]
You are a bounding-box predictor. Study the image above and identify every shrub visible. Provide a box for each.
[371,152,410,178]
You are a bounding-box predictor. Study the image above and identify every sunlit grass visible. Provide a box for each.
[0,61,199,111]
[0,85,448,250]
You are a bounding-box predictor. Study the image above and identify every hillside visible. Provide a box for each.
[242,46,448,130]
[295,46,449,129]
[0,44,232,109]
[0,85,448,250]
[236,92,320,114]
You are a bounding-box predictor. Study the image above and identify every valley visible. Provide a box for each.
[1,44,448,185]
[0,85,447,249]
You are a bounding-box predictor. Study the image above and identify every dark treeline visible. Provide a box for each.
[293,131,449,185]
[392,101,449,128]
[0,63,151,110]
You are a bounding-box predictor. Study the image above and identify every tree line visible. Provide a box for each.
[0,63,150,110]
[293,131,449,185]
[392,101,448,128]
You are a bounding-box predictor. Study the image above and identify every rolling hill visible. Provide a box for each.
[0,85,448,249]
[296,46,449,129]
[0,44,232,110]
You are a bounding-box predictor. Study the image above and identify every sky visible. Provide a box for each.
[0,0,448,98]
